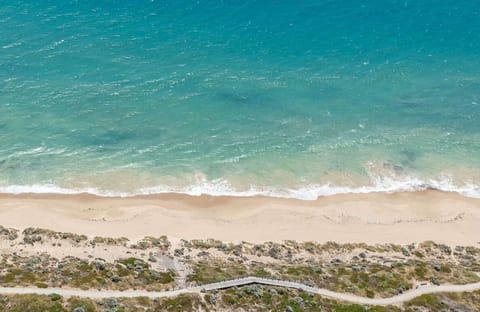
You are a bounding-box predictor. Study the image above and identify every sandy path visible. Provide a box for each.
[1,277,480,306]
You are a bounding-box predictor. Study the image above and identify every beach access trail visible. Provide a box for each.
[1,277,480,306]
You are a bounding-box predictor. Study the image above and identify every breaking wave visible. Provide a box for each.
[0,177,478,200]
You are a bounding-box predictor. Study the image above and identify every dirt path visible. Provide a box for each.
[1,277,480,306]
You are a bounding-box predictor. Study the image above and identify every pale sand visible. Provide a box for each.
[0,190,479,245]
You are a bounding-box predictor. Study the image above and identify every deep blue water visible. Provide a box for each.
[0,1,479,198]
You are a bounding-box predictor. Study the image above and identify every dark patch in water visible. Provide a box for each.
[398,101,420,108]
[91,130,135,146]
[397,97,430,109]
[216,92,250,105]
[382,161,404,174]
[400,149,417,166]
[215,90,273,108]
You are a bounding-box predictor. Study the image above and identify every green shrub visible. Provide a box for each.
[49,293,62,301]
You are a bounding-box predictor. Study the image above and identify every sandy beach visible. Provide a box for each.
[0,190,478,245]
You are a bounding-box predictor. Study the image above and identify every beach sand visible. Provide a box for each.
[0,190,479,246]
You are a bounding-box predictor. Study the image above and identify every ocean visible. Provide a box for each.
[0,0,479,199]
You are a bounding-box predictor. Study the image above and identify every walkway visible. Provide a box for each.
[1,277,480,306]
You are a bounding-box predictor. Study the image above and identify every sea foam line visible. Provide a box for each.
[0,177,478,200]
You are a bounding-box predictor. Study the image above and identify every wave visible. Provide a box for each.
[4,147,68,159]
[0,177,479,200]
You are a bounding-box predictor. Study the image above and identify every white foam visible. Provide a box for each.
[0,184,131,197]
[0,177,478,200]
[5,147,67,159]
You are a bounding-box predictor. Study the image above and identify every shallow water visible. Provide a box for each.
[0,1,479,199]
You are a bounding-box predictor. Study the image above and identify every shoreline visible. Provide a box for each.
[0,190,479,245]
[1,181,479,201]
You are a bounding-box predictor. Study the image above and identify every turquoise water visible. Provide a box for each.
[0,1,479,198]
